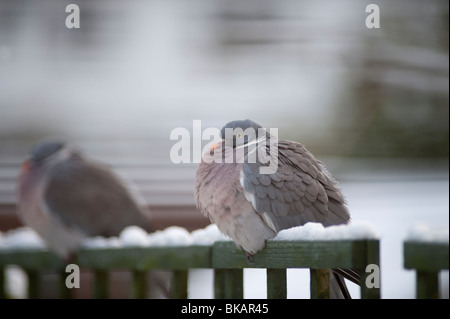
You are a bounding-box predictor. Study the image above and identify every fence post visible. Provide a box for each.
[404,241,448,299]
[360,240,381,299]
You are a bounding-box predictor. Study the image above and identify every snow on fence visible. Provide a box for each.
[0,223,382,299]
[403,225,449,299]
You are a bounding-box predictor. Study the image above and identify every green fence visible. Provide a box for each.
[0,239,380,299]
[403,241,449,299]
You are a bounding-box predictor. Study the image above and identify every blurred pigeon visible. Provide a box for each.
[17,139,170,298]
[17,139,152,257]
[195,119,356,298]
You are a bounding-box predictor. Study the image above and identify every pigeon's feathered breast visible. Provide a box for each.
[195,160,246,217]
[195,159,277,253]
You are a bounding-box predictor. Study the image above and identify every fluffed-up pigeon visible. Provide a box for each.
[17,139,169,298]
[195,119,356,298]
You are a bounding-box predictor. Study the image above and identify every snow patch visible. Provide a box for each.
[272,221,379,241]
[0,224,230,251]
[406,224,449,243]
[120,225,149,247]
[82,236,121,249]
[191,224,231,245]
[0,227,46,250]
[1,222,379,252]
[148,226,193,246]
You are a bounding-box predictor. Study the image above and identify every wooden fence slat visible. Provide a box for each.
[266,268,287,299]
[93,269,109,299]
[0,266,5,299]
[404,242,449,271]
[132,270,147,299]
[225,269,243,299]
[310,269,330,299]
[0,250,63,270]
[170,270,188,299]
[416,271,439,299]
[26,270,39,299]
[214,269,243,299]
[60,268,72,299]
[76,246,211,270]
[214,269,226,299]
[212,240,372,269]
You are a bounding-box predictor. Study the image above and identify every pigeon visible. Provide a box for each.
[17,139,170,298]
[17,139,152,258]
[195,119,356,298]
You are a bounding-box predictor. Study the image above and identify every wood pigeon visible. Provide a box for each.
[17,139,152,257]
[17,140,172,298]
[195,119,356,298]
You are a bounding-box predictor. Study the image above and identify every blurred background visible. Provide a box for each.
[0,0,448,298]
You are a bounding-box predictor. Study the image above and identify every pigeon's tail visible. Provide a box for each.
[330,272,351,299]
[330,268,361,299]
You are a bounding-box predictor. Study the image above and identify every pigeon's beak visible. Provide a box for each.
[209,141,222,157]
[21,159,31,173]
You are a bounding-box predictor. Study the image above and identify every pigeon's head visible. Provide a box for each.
[30,140,66,164]
[21,139,70,174]
[220,119,265,148]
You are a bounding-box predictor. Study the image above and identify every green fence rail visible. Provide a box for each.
[0,239,380,299]
[403,241,449,299]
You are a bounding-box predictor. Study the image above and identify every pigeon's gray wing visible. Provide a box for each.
[242,139,358,296]
[43,154,151,237]
[241,139,350,232]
